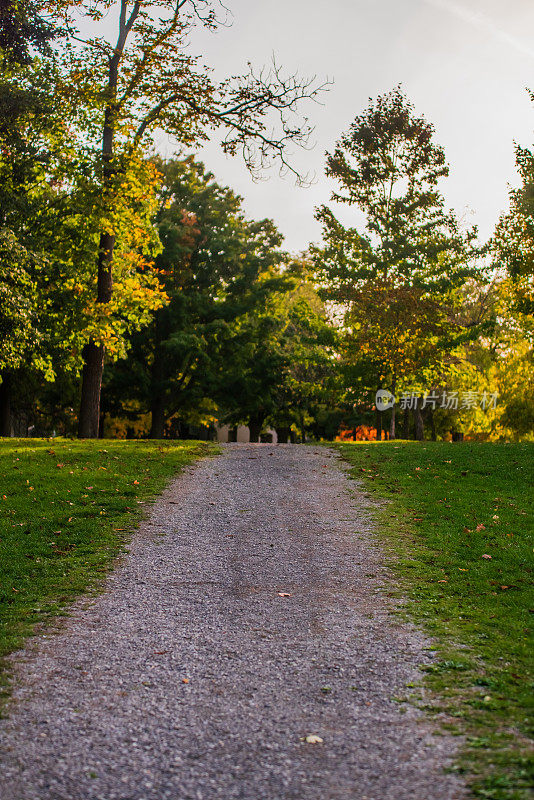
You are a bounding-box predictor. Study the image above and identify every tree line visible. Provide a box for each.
[1,1,532,441]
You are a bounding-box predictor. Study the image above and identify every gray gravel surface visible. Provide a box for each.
[0,444,465,800]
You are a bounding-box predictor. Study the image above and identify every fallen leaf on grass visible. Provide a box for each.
[476,524,486,532]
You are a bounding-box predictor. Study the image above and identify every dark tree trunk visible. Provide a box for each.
[150,396,166,439]
[0,372,12,436]
[77,221,115,437]
[402,407,410,439]
[77,35,122,439]
[375,407,382,441]
[414,397,424,441]
[427,406,437,441]
[298,410,306,443]
[78,343,105,438]
[249,419,263,443]
[389,374,397,440]
[277,426,290,444]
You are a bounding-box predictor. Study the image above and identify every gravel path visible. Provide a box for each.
[0,444,464,800]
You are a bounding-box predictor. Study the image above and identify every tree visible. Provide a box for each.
[216,261,336,443]
[313,88,477,438]
[104,156,288,438]
[0,0,54,65]
[0,0,59,433]
[493,97,534,319]
[266,260,337,442]
[46,0,326,437]
[1,3,175,434]
[488,96,534,438]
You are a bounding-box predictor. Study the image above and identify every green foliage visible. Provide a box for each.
[0,229,49,376]
[313,88,479,417]
[105,156,288,435]
[0,0,54,65]
[493,109,534,318]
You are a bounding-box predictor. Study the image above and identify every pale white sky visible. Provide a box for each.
[177,0,534,252]
[84,0,534,252]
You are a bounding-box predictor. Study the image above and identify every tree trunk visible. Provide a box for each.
[402,407,410,439]
[389,374,396,440]
[414,396,424,441]
[298,410,306,443]
[277,426,290,444]
[77,217,115,436]
[78,343,105,438]
[249,418,263,443]
[375,407,382,441]
[150,396,166,439]
[0,372,12,436]
[427,406,437,441]
[77,40,120,439]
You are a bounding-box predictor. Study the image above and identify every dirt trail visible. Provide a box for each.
[0,444,464,800]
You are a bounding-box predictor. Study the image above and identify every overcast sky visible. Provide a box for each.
[89,0,534,252]
[166,0,534,252]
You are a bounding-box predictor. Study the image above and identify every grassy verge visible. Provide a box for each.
[0,438,216,693]
[336,441,533,800]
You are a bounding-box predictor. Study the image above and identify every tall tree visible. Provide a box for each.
[104,156,287,438]
[47,0,326,437]
[217,262,336,442]
[0,0,59,433]
[493,98,534,319]
[313,88,476,438]
[0,0,54,65]
[266,260,337,442]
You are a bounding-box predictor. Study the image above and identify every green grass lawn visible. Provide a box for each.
[337,440,533,800]
[0,438,215,694]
